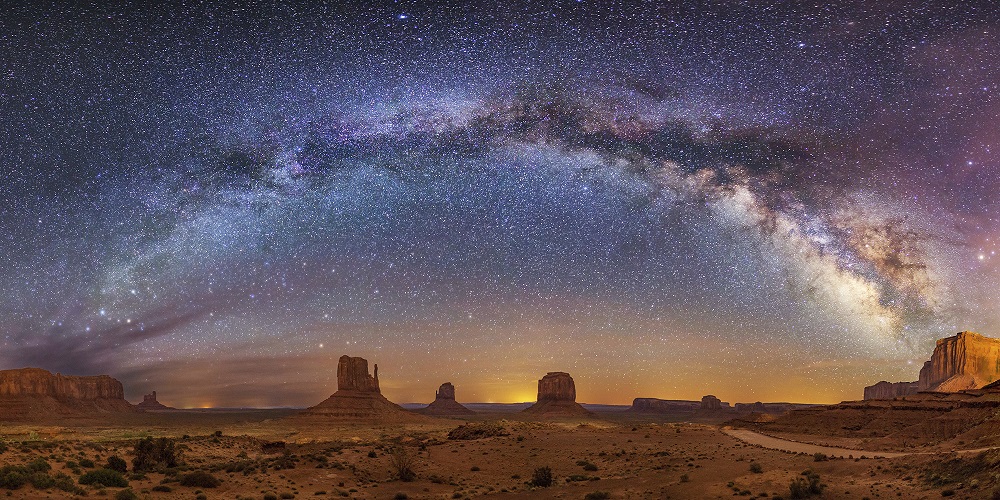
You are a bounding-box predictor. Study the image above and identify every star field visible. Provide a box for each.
[1,1,999,407]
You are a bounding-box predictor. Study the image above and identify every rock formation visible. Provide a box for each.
[418,382,474,416]
[0,367,135,420]
[917,331,1000,392]
[522,372,592,417]
[299,355,422,422]
[136,391,174,410]
[0,367,124,399]
[631,398,701,413]
[863,381,919,400]
[700,395,723,410]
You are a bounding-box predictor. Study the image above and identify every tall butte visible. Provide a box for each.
[522,372,592,417]
[299,355,421,421]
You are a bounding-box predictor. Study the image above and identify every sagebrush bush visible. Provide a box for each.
[530,466,553,487]
[179,471,221,488]
[78,468,129,487]
[132,437,178,471]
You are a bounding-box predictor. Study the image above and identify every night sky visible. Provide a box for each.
[2,1,999,408]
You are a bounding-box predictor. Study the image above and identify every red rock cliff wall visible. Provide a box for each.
[0,368,125,400]
[537,372,576,402]
[917,332,1000,391]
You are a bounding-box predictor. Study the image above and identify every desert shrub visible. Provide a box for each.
[530,466,553,487]
[585,492,611,500]
[28,471,55,489]
[79,468,129,487]
[152,484,172,492]
[280,493,295,499]
[813,453,828,462]
[78,458,95,468]
[749,462,763,474]
[389,447,416,482]
[367,450,377,458]
[789,470,823,498]
[470,466,480,471]
[115,489,140,500]
[679,473,690,482]
[27,457,51,472]
[132,437,178,471]
[0,441,8,453]
[447,422,509,440]
[941,490,955,497]
[106,455,127,473]
[0,466,28,489]
[179,471,221,488]
[394,493,409,500]
[264,494,279,500]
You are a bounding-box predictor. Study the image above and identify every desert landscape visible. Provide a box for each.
[3,334,1000,499]
[4,2,999,500]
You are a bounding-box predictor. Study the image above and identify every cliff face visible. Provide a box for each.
[918,332,1000,392]
[0,368,124,400]
[536,372,576,402]
[420,382,474,416]
[337,356,380,393]
[863,381,919,400]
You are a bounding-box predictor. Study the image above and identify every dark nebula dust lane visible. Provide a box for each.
[1,1,999,407]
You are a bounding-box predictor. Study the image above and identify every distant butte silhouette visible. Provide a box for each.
[418,382,474,416]
[135,391,174,410]
[522,372,592,417]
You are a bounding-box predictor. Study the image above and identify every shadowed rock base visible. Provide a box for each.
[298,355,426,422]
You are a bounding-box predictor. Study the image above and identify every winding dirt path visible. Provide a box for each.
[722,428,910,458]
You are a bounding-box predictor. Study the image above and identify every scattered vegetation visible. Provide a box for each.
[115,489,140,500]
[79,468,129,488]
[585,492,611,500]
[788,470,823,498]
[179,471,221,488]
[389,446,416,482]
[132,437,179,471]
[749,462,763,473]
[813,453,828,462]
[106,455,128,473]
[530,466,553,487]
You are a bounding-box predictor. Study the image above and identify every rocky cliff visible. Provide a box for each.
[0,368,124,400]
[419,382,474,416]
[863,381,919,400]
[0,367,135,420]
[630,398,701,413]
[918,331,1000,392]
[700,395,723,410]
[337,356,380,393]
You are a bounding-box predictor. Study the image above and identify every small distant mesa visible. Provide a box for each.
[298,355,424,422]
[417,382,474,416]
[0,367,136,420]
[630,395,810,418]
[522,372,592,417]
[864,331,1000,400]
[135,390,174,411]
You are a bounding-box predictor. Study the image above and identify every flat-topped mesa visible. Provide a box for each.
[419,382,474,416]
[337,355,380,393]
[918,331,1000,392]
[536,372,576,402]
[0,367,124,400]
[523,372,591,417]
[863,381,919,400]
[0,367,135,420]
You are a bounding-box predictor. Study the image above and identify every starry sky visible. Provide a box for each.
[2,1,999,408]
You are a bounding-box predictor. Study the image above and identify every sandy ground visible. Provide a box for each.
[0,410,992,499]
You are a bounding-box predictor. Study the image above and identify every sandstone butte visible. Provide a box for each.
[135,390,174,410]
[522,372,592,417]
[418,382,474,416]
[863,331,1000,399]
[299,355,423,422]
[0,367,135,420]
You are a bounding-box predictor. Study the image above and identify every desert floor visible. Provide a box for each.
[0,410,992,499]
